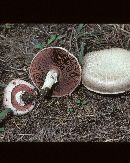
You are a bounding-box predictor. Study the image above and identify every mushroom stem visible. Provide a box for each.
[40,69,58,97]
[21,92,36,105]
[42,69,58,89]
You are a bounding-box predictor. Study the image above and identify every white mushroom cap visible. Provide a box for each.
[82,48,130,94]
[3,79,36,115]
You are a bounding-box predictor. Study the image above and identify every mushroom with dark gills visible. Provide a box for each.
[29,47,81,97]
[2,79,36,118]
[82,48,130,94]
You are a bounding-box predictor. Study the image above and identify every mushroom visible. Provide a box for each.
[3,79,36,116]
[29,47,81,97]
[82,48,130,94]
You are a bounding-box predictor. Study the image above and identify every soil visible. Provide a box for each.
[0,24,130,142]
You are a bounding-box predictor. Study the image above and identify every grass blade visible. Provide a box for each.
[79,42,85,65]
[0,83,7,88]
[35,42,46,50]
[77,24,84,34]
[47,34,58,45]
[0,127,5,132]
[0,108,12,122]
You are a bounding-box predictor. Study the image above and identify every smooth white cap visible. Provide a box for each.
[82,48,130,94]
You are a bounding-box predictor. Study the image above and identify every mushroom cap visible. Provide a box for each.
[3,79,36,115]
[29,47,81,97]
[82,48,130,94]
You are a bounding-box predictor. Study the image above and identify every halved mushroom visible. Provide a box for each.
[82,48,130,94]
[3,79,36,115]
[29,47,81,97]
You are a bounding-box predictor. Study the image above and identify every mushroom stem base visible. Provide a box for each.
[40,87,51,98]
[21,92,36,105]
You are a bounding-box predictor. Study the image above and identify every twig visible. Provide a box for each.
[9,66,25,71]
[96,24,102,30]
[120,28,130,35]
[16,135,24,141]
[105,138,119,142]
[73,29,79,54]
[69,28,74,51]
[0,58,6,62]
[0,34,6,39]
[18,134,34,136]
[13,120,21,130]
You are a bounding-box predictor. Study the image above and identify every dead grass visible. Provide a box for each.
[0,24,130,142]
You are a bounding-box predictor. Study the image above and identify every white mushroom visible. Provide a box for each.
[3,79,36,115]
[82,48,130,94]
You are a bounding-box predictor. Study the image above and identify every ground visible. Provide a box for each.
[0,24,130,142]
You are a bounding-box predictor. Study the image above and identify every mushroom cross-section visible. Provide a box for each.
[82,48,130,94]
[3,79,36,115]
[29,47,81,97]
